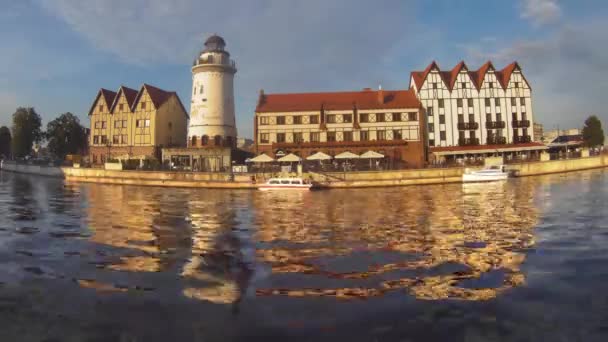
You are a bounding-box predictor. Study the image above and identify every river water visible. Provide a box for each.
[0,169,607,341]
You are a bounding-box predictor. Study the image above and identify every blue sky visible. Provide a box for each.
[1,0,607,138]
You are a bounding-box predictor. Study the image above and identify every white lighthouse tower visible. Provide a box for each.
[189,34,237,148]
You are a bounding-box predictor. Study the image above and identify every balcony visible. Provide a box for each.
[487,136,507,145]
[486,121,506,129]
[457,122,479,130]
[458,138,480,146]
[513,135,532,144]
[512,120,530,128]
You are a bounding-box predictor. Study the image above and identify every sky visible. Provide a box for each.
[1,0,607,138]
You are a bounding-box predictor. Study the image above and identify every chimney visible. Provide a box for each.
[258,89,265,105]
[377,86,385,104]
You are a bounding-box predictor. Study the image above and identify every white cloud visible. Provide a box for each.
[520,0,561,26]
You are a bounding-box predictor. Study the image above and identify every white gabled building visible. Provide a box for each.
[410,61,536,150]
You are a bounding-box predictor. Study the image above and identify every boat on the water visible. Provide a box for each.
[462,165,509,183]
[258,177,314,191]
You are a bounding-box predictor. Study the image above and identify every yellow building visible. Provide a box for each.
[88,84,189,165]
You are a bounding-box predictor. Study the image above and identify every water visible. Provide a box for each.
[0,169,607,341]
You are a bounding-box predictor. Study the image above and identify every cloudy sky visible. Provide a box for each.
[1,0,606,138]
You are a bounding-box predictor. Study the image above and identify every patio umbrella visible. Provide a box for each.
[277,153,301,162]
[334,151,360,159]
[359,150,384,169]
[249,154,274,163]
[306,152,332,161]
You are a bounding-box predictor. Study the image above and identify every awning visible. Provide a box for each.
[359,150,384,159]
[334,151,360,159]
[277,153,301,162]
[432,144,548,156]
[249,154,275,163]
[306,152,332,161]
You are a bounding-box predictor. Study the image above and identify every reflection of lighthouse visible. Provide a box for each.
[188,34,237,148]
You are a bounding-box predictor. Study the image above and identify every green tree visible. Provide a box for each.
[11,107,43,158]
[0,126,11,158]
[582,115,605,147]
[46,112,87,159]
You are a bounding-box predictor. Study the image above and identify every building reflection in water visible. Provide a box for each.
[253,181,539,301]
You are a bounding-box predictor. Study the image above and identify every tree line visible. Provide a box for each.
[0,107,87,160]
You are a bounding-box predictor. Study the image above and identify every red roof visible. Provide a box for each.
[430,142,546,153]
[410,61,525,91]
[109,86,138,112]
[256,89,421,113]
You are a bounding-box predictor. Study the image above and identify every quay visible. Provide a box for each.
[2,154,607,189]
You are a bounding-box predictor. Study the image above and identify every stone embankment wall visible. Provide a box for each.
[2,155,607,189]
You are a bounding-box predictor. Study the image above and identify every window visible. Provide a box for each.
[168,122,172,130]
[260,116,269,125]
[310,132,320,142]
[141,102,146,110]
[260,133,269,143]
[199,85,204,94]
[376,113,385,122]
[193,87,196,95]
[293,116,302,124]
[291,180,301,185]
[100,136,108,144]
[487,130,493,138]
[136,120,142,128]
[123,120,128,128]
[468,98,474,107]
[496,113,502,122]
[114,121,121,128]
[429,139,435,146]
[458,114,464,123]
[360,131,369,141]
[523,128,528,136]
[101,121,107,129]
[392,113,401,122]
[440,131,446,141]
[427,107,434,116]
[145,119,150,127]
[459,131,465,139]
[461,82,467,89]
[293,132,303,142]
[486,113,492,122]
[432,82,438,89]
[376,130,386,141]
[280,180,290,185]
[511,98,516,106]
[326,115,336,123]
[118,104,124,111]
[514,82,519,88]
[343,131,353,141]
[439,115,445,124]
[512,112,517,121]
[485,98,491,107]
[470,131,476,139]
[343,114,353,123]
[122,135,128,144]
[360,113,369,123]
[495,98,500,107]
[93,136,99,144]
[99,105,104,112]
[522,112,527,121]
[393,130,402,140]
[310,115,319,124]
[327,131,336,142]
[468,114,475,123]
[113,135,120,144]
[438,99,444,108]
[202,135,209,145]
[276,116,285,125]
[520,97,526,105]
[428,123,434,133]
[95,122,100,129]
[269,180,280,184]
[489,82,494,89]
[457,99,463,107]
[408,112,417,121]
[276,133,286,143]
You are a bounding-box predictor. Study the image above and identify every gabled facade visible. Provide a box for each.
[410,61,534,149]
[88,84,188,165]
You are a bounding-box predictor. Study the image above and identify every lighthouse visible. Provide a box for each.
[189,34,237,148]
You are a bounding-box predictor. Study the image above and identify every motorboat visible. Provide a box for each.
[258,177,314,191]
[462,165,509,183]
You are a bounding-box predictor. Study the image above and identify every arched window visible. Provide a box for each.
[191,136,197,147]
[214,135,222,146]
[202,135,209,145]
[225,136,233,147]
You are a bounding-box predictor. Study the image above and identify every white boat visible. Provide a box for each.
[462,165,509,183]
[258,177,314,191]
